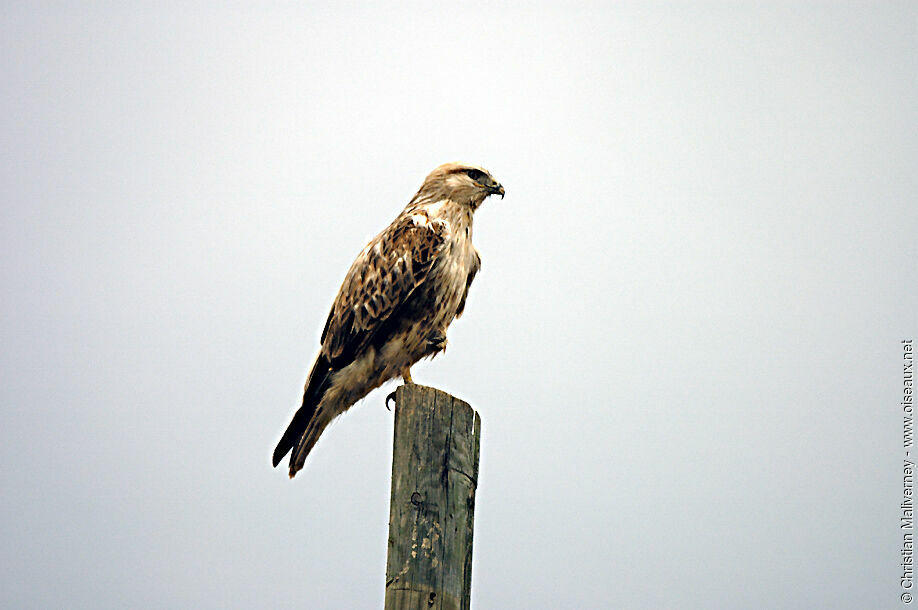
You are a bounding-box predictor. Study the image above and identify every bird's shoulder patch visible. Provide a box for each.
[407,208,450,238]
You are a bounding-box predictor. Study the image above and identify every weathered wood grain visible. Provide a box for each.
[384,384,481,610]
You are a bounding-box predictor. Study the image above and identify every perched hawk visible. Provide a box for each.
[273,162,504,478]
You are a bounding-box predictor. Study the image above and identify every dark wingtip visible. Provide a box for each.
[271,356,332,475]
[272,437,293,468]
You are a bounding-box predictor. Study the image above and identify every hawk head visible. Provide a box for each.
[416,162,505,209]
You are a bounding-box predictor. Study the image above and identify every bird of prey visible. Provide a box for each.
[273,162,504,478]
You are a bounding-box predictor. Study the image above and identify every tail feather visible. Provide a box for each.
[288,411,334,477]
[272,356,332,468]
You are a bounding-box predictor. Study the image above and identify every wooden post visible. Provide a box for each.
[384,384,481,610]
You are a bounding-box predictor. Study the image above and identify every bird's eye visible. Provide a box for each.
[466,169,484,182]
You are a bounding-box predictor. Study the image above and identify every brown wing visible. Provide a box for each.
[320,210,449,368]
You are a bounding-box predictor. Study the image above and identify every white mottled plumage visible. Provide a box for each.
[273,162,504,478]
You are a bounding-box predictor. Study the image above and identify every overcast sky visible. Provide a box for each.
[1,2,916,609]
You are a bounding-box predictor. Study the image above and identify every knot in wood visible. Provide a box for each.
[410,491,423,506]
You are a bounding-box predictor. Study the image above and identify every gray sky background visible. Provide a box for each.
[2,2,915,609]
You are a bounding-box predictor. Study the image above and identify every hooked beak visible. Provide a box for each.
[487,181,505,199]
